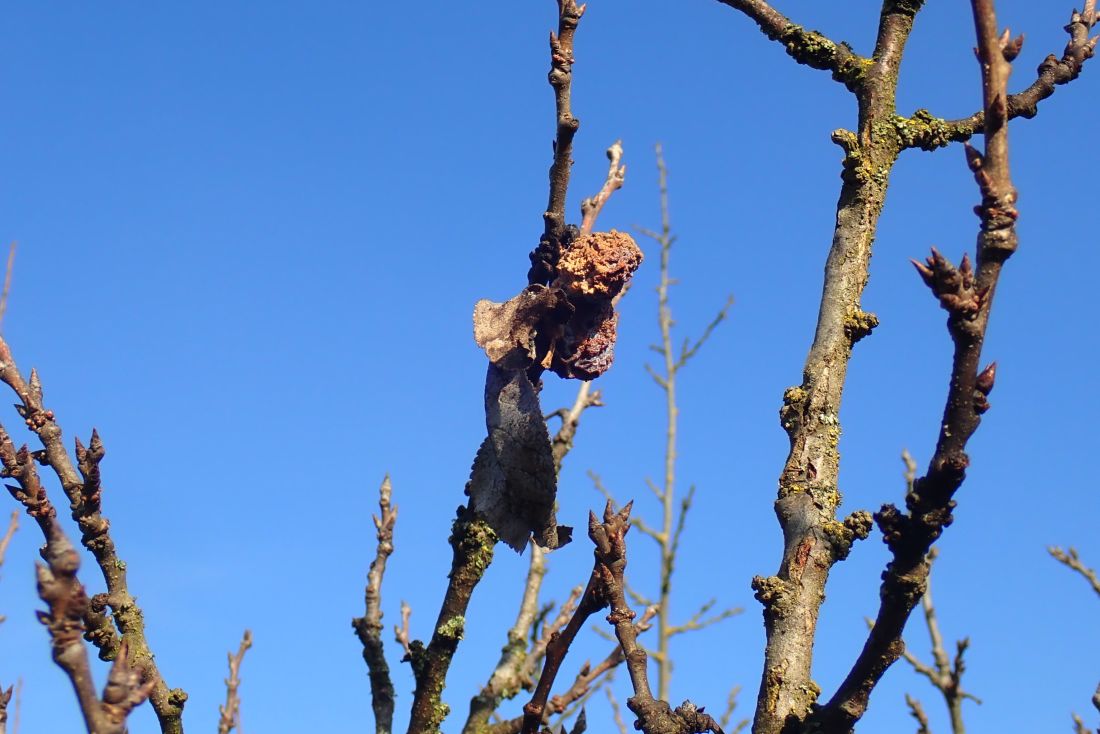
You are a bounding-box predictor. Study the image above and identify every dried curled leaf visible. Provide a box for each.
[466,364,572,552]
[473,285,572,370]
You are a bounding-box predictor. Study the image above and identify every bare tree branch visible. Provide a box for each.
[898,549,980,734]
[354,475,399,734]
[580,141,626,236]
[463,543,547,734]
[814,2,1021,729]
[528,0,586,286]
[216,630,253,734]
[593,501,723,734]
[518,503,635,734]
[712,0,868,91]
[1049,546,1100,598]
[717,685,748,734]
[908,8,1098,149]
[0,686,10,734]
[549,383,604,475]
[906,694,933,734]
[0,339,186,733]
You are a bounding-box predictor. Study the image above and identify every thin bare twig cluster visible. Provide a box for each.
[1050,545,1100,733]
[592,145,741,724]
[897,544,980,734]
[0,324,188,733]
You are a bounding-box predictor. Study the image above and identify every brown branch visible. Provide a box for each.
[549,382,604,475]
[394,601,413,659]
[0,339,186,733]
[593,501,722,734]
[746,6,935,734]
[1,428,105,733]
[912,7,1098,149]
[353,475,399,734]
[580,141,626,235]
[1049,546,1100,598]
[217,630,253,734]
[529,0,586,285]
[406,506,496,734]
[814,3,1020,730]
[713,0,868,91]
[488,569,656,734]
[898,549,980,734]
[463,543,548,734]
[0,685,10,734]
[83,593,122,662]
[518,504,631,734]
[906,694,933,734]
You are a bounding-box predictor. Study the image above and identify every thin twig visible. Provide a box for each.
[549,383,604,475]
[594,501,722,734]
[713,0,866,91]
[217,630,253,734]
[606,685,628,734]
[353,476,399,734]
[580,141,626,235]
[394,601,413,659]
[463,543,547,734]
[906,694,933,734]
[0,243,14,334]
[1049,546,1100,598]
[911,8,1099,149]
[518,504,633,734]
[635,144,734,701]
[0,510,17,573]
[898,549,980,734]
[0,338,187,733]
[717,685,748,734]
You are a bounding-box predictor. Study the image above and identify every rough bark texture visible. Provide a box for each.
[747,4,924,732]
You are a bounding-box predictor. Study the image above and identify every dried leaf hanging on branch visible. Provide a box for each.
[469,230,642,552]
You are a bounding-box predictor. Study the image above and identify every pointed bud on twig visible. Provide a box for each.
[29,368,42,403]
[911,258,935,287]
[959,253,974,289]
[89,429,104,460]
[1003,33,1025,62]
[976,362,997,395]
[963,143,984,172]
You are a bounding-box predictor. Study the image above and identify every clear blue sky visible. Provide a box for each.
[0,2,1096,733]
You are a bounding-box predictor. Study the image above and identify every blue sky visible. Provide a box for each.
[0,2,1096,733]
